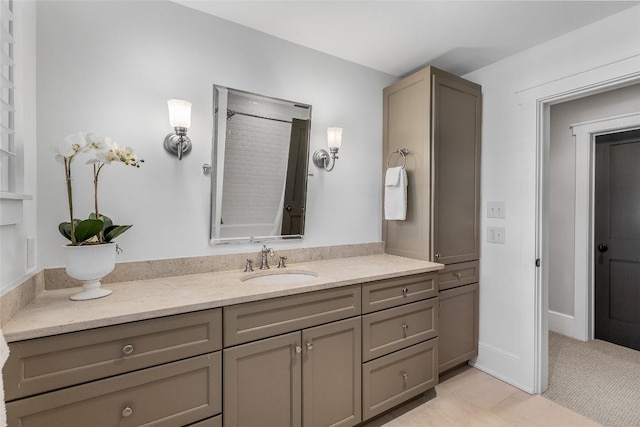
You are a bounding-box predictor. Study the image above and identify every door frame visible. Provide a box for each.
[561,114,640,342]
[529,68,640,394]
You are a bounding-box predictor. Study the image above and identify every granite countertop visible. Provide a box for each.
[2,254,443,343]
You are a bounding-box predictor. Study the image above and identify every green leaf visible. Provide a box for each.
[58,219,83,242]
[58,222,72,241]
[104,225,132,242]
[89,212,114,230]
[74,219,104,243]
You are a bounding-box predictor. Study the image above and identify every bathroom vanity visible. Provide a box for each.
[1,254,443,427]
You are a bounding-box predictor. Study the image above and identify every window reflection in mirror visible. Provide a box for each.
[210,85,311,244]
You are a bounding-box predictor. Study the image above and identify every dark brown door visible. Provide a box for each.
[281,118,309,236]
[594,129,640,351]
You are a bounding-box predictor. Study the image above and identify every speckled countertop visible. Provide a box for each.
[2,254,443,342]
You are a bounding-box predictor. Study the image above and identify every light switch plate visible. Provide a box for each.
[487,201,506,218]
[487,226,505,244]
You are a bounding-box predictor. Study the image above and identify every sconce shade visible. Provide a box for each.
[167,99,192,128]
[327,127,342,149]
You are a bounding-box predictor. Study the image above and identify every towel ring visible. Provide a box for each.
[387,149,408,168]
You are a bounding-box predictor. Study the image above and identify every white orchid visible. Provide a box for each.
[54,132,88,163]
[55,132,143,245]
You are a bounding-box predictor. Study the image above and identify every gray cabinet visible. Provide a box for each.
[437,262,479,372]
[223,317,361,427]
[360,273,439,421]
[438,281,479,373]
[383,66,481,375]
[4,310,223,426]
[382,66,481,265]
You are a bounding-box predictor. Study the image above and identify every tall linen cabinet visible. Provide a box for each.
[383,66,481,373]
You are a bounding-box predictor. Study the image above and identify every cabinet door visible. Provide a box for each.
[438,283,479,373]
[224,332,302,427]
[302,317,361,427]
[432,72,481,264]
[382,68,433,261]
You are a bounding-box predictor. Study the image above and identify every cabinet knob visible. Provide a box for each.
[306,341,313,351]
[454,272,462,279]
[122,406,133,418]
[401,372,408,381]
[295,345,302,354]
[402,287,409,296]
[122,344,134,355]
[435,253,441,259]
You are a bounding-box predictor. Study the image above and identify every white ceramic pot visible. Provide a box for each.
[64,242,116,301]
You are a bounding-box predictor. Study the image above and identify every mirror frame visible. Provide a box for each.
[209,85,312,245]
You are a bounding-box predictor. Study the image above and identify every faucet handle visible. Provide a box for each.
[244,258,254,272]
[278,256,287,268]
[262,244,275,256]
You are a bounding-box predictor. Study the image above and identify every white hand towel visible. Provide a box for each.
[1,329,9,427]
[384,166,408,220]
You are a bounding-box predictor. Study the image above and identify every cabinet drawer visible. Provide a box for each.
[224,285,361,346]
[438,261,479,291]
[362,299,438,362]
[3,308,222,401]
[362,273,437,314]
[6,352,222,427]
[362,339,438,421]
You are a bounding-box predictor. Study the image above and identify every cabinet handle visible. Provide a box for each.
[306,341,313,351]
[454,272,462,279]
[295,345,302,354]
[122,406,133,418]
[402,287,409,296]
[122,345,134,355]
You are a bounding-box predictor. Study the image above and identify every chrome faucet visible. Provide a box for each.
[260,245,275,269]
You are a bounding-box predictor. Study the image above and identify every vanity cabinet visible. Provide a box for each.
[383,66,481,375]
[3,309,223,426]
[223,286,362,427]
[361,273,439,421]
[437,262,479,373]
[224,318,361,427]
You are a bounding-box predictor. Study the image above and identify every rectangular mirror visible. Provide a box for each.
[210,85,312,244]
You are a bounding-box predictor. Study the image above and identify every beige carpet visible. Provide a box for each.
[544,332,640,427]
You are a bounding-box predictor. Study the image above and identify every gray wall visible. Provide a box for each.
[549,84,640,315]
[35,1,397,268]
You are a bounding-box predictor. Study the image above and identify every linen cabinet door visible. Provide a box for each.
[438,283,479,373]
[431,72,481,265]
[302,317,361,427]
[223,332,302,427]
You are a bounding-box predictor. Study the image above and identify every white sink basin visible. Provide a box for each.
[241,270,318,285]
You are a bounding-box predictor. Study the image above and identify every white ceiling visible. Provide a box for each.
[173,1,639,77]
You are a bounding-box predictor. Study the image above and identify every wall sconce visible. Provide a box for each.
[313,127,342,172]
[164,99,192,160]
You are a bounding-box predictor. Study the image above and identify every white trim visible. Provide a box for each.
[548,310,585,340]
[521,54,640,394]
[0,191,33,200]
[569,112,640,341]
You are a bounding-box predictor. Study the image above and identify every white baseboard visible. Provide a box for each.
[548,310,587,341]
[474,341,535,394]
